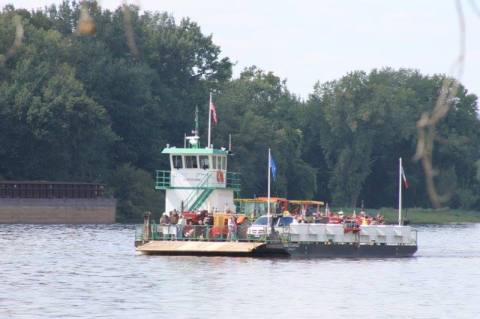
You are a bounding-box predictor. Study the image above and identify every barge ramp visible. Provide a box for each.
[136,241,267,256]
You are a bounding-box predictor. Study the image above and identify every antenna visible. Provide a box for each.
[185,107,200,148]
[195,105,199,137]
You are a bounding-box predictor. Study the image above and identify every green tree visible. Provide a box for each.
[0,23,115,181]
[108,164,163,221]
[215,67,316,199]
[2,2,480,219]
[307,68,480,209]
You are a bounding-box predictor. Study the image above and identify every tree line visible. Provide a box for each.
[1,1,479,220]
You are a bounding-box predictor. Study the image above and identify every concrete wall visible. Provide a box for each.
[0,198,116,224]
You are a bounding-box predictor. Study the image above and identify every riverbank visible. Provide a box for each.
[364,207,480,224]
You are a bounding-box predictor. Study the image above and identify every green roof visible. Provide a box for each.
[161,147,228,155]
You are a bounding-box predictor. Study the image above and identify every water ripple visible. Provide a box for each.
[0,224,479,318]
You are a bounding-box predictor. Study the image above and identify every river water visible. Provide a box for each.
[1,224,479,318]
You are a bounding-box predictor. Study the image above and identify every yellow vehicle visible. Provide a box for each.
[289,200,324,217]
[235,197,289,220]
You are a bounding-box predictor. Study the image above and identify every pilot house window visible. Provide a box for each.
[199,156,209,169]
[185,156,198,168]
[211,156,226,170]
[212,156,217,169]
[221,157,226,170]
[172,155,183,169]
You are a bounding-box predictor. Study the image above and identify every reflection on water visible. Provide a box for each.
[1,224,479,318]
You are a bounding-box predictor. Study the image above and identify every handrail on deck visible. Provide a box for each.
[135,224,289,243]
[226,172,241,194]
[155,170,240,192]
[136,223,418,247]
[184,172,212,211]
[155,170,171,189]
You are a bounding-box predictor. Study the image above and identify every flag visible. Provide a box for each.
[401,165,409,188]
[209,100,218,124]
[270,155,277,181]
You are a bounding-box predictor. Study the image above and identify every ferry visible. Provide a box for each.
[135,108,418,258]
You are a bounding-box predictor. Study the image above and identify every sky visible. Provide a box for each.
[7,0,480,99]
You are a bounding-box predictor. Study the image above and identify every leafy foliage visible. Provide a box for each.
[1,2,480,221]
[306,69,480,208]
[108,164,163,222]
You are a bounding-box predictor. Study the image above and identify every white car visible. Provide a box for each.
[247,215,295,238]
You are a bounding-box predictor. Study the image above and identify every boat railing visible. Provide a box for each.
[183,172,211,210]
[136,223,417,246]
[135,223,291,243]
[155,170,171,190]
[226,172,241,192]
[135,224,144,242]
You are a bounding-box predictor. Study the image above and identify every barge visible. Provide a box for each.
[136,215,417,257]
[135,107,417,258]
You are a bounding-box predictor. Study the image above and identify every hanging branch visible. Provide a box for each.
[413,0,465,207]
[0,15,24,65]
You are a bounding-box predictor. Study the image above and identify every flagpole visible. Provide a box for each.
[267,148,271,235]
[398,157,402,226]
[208,92,212,148]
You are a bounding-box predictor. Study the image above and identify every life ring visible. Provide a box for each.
[216,170,224,183]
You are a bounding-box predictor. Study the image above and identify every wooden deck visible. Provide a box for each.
[136,240,266,255]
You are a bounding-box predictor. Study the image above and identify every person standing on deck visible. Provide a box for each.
[170,210,179,225]
[177,213,186,239]
[227,215,237,241]
[160,212,170,225]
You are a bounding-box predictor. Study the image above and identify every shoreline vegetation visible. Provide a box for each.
[2,2,480,221]
[331,207,480,224]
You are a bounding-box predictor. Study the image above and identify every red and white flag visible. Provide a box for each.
[210,100,218,124]
[401,165,409,188]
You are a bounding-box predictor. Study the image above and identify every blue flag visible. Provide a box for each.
[270,155,277,181]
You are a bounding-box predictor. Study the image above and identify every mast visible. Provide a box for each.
[267,148,271,234]
[195,105,199,137]
[207,92,212,148]
[186,107,200,148]
[398,157,402,226]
